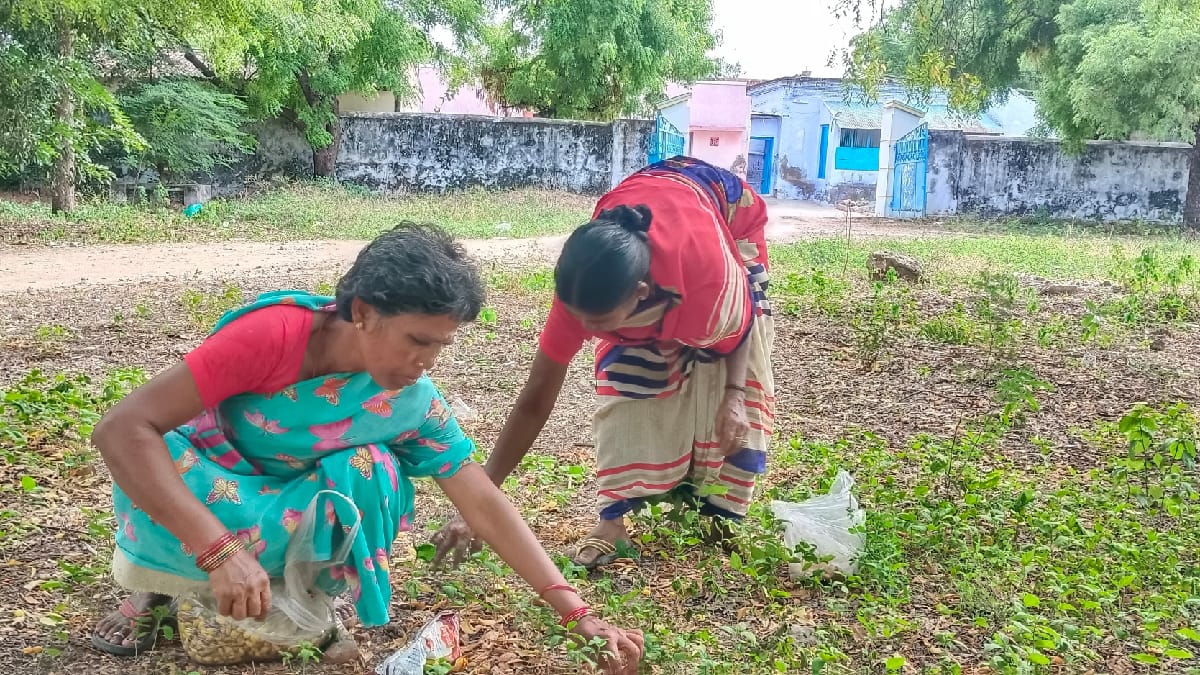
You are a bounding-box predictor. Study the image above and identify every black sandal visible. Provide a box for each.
[90,598,176,657]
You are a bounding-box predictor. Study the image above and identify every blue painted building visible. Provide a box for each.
[747,77,1038,202]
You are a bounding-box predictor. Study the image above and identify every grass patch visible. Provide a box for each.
[0,182,594,245]
[179,284,246,331]
[485,266,555,297]
[0,367,145,471]
[6,224,1200,673]
[770,233,1200,282]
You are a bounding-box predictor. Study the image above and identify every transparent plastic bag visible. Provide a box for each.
[178,490,361,664]
[770,470,866,579]
[449,395,478,422]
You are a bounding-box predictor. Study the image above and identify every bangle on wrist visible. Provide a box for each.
[559,605,592,627]
[539,583,579,598]
[725,384,746,394]
[195,532,245,572]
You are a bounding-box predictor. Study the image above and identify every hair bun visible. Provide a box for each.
[600,204,652,235]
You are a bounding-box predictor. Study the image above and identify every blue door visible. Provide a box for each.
[747,136,774,195]
[649,115,686,165]
[890,124,928,216]
[817,124,830,179]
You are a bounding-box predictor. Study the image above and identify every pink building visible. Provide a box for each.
[338,67,531,117]
[656,81,752,176]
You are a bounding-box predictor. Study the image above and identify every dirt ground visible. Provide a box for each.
[0,202,952,293]
[2,215,1197,674]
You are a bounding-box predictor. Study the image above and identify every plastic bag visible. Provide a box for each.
[449,395,478,422]
[375,613,462,675]
[177,600,340,665]
[771,470,865,579]
[178,490,361,664]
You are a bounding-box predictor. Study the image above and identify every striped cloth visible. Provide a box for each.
[588,158,775,520]
[593,313,775,519]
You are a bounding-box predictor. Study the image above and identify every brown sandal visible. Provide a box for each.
[571,537,635,570]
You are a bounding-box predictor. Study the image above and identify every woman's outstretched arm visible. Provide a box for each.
[435,463,644,674]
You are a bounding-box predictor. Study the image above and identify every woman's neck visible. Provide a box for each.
[305,312,361,378]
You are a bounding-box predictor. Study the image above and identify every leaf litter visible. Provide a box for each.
[0,254,1197,674]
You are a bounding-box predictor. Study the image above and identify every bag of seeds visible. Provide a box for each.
[179,490,361,665]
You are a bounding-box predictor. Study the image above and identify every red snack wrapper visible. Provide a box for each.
[375,612,462,675]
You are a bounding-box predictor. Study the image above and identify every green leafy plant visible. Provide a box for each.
[994,367,1053,427]
[1110,402,1198,515]
[0,368,145,461]
[179,284,244,331]
[24,323,76,357]
[850,271,914,370]
[119,79,256,182]
[280,640,322,672]
[919,301,974,345]
[970,271,1024,367]
[1035,314,1068,348]
[34,324,72,342]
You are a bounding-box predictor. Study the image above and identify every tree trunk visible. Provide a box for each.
[1185,121,1200,230]
[50,18,76,215]
[312,98,342,180]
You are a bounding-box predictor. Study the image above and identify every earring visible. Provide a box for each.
[354,322,364,330]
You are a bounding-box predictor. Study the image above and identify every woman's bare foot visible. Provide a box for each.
[334,596,359,629]
[91,592,174,656]
[571,518,634,569]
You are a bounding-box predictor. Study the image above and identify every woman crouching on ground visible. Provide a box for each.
[89,223,643,673]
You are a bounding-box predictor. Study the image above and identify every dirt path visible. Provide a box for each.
[0,206,951,293]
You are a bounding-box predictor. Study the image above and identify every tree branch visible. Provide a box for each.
[182,46,217,80]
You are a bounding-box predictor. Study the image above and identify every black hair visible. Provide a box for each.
[554,205,653,314]
[335,222,484,322]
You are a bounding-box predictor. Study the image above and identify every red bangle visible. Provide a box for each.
[539,583,579,598]
[559,606,592,627]
[195,532,242,572]
[196,532,235,561]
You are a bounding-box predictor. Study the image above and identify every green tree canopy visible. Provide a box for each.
[841,0,1200,226]
[477,0,721,120]
[185,0,485,177]
[0,0,254,210]
[119,78,256,180]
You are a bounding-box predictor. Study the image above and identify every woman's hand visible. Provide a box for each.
[207,549,272,621]
[570,615,645,675]
[430,513,482,568]
[714,389,750,456]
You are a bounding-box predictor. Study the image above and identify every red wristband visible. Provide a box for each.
[539,583,579,598]
[559,606,592,627]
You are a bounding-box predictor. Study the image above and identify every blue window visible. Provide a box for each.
[834,128,881,171]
